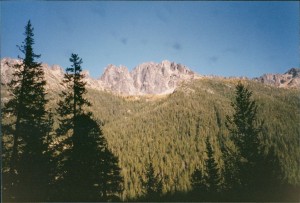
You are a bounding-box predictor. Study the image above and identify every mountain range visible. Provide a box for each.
[1,57,299,96]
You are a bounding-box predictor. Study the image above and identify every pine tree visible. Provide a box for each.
[205,137,220,192]
[219,136,241,191]
[2,20,51,201]
[191,168,207,192]
[55,54,123,201]
[141,162,163,198]
[225,82,263,190]
[56,53,91,136]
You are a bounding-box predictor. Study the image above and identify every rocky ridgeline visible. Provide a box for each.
[253,68,300,88]
[1,58,197,95]
[0,58,104,91]
[1,58,299,96]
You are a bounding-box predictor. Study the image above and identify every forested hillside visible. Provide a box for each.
[76,78,300,199]
[3,74,299,201]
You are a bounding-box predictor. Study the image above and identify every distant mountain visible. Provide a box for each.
[1,58,198,95]
[1,58,299,97]
[0,58,104,91]
[101,60,198,95]
[254,68,300,88]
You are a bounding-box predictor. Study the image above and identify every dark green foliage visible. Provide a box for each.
[205,137,221,192]
[54,114,122,201]
[141,162,163,198]
[99,147,124,201]
[191,168,206,192]
[54,54,123,201]
[225,82,262,162]
[2,20,51,201]
[219,136,241,191]
[221,81,295,201]
[225,82,263,190]
[56,53,91,136]
[191,137,221,198]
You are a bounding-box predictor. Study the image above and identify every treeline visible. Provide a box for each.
[2,21,299,202]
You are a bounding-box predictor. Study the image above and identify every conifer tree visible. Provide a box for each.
[191,168,207,192]
[56,53,91,136]
[219,137,241,191]
[141,162,163,197]
[55,54,123,201]
[2,20,51,201]
[205,137,220,192]
[225,82,263,190]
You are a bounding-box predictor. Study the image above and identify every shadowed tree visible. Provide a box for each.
[205,137,221,192]
[225,82,264,193]
[141,162,163,199]
[191,168,207,192]
[54,54,123,201]
[191,137,221,198]
[100,147,124,201]
[219,135,241,192]
[2,20,52,201]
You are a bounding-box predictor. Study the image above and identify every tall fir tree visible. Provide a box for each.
[54,54,123,201]
[205,137,221,192]
[225,82,263,191]
[2,20,51,201]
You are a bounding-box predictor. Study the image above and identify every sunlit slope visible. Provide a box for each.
[86,78,300,199]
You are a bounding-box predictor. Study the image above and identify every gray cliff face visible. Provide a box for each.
[100,60,196,95]
[100,64,135,95]
[254,68,300,88]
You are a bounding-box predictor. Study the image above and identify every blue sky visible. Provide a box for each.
[1,1,299,78]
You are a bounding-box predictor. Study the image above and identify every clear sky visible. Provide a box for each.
[1,1,299,78]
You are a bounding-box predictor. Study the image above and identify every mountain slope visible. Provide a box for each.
[85,78,300,199]
[2,58,299,199]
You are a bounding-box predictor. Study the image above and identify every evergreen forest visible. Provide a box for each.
[1,21,300,202]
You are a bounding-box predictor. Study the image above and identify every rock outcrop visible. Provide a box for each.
[101,60,197,95]
[254,68,300,88]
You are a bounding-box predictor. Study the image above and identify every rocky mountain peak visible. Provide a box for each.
[254,67,300,88]
[285,68,300,77]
